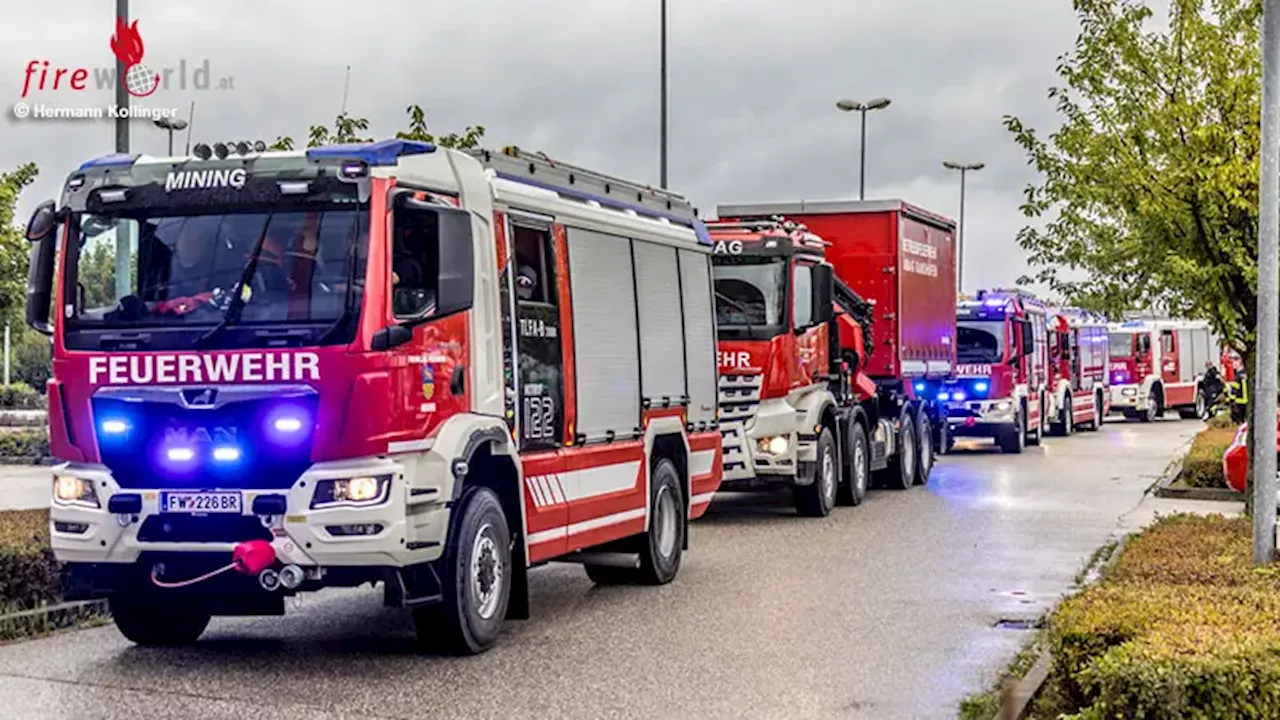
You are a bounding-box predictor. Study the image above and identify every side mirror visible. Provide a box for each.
[811,264,834,325]
[25,200,56,242]
[435,207,475,318]
[371,324,413,351]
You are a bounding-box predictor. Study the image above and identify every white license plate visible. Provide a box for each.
[161,491,242,514]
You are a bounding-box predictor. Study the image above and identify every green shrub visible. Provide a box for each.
[1044,515,1280,718]
[0,428,49,458]
[0,382,44,410]
[0,509,60,610]
[1178,427,1237,488]
[1207,410,1237,430]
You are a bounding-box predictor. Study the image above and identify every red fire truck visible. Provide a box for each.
[1106,319,1219,421]
[1045,308,1111,433]
[709,199,956,514]
[935,288,1050,453]
[23,141,723,654]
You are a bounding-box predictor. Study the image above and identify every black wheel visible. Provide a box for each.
[1180,391,1205,420]
[1026,399,1042,446]
[586,457,685,584]
[1084,393,1102,431]
[1140,391,1157,423]
[418,485,511,655]
[1057,395,1074,436]
[998,410,1025,454]
[796,428,838,516]
[914,411,934,485]
[110,591,211,647]
[837,422,870,506]
[885,414,916,490]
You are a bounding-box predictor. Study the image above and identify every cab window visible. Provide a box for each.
[792,263,813,328]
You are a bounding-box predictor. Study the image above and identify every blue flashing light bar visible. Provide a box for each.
[974,381,989,393]
[305,139,437,166]
[78,153,137,170]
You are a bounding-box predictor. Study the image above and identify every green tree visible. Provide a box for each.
[1005,0,1265,501]
[273,105,485,152]
[395,104,486,149]
[0,164,39,327]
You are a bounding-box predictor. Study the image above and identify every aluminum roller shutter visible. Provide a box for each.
[633,240,687,402]
[679,249,717,424]
[566,227,641,440]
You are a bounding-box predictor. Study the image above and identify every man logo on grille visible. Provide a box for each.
[182,388,217,407]
[110,18,160,98]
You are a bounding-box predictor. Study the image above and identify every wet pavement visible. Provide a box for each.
[0,418,1201,719]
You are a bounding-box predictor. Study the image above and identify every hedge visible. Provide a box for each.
[1038,515,1280,719]
[0,509,60,610]
[1177,427,1238,488]
[0,382,44,410]
[1206,410,1238,430]
[0,428,49,459]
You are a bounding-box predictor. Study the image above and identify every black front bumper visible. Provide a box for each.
[946,419,1015,439]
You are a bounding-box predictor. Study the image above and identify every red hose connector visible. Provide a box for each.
[232,539,276,575]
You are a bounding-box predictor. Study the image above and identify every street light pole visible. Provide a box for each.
[1253,0,1279,564]
[836,98,891,200]
[154,116,189,156]
[659,0,668,189]
[943,160,985,293]
[115,0,129,154]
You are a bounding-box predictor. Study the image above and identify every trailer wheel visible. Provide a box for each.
[110,591,211,647]
[796,428,838,516]
[998,410,1025,454]
[837,422,870,506]
[885,414,917,490]
[418,485,511,656]
[914,411,934,485]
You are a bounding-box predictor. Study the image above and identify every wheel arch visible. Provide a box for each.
[645,418,691,550]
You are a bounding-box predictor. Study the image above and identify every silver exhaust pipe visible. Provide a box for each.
[259,568,281,591]
[278,564,305,590]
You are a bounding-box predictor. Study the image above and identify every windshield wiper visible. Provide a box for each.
[191,222,272,350]
[715,290,761,339]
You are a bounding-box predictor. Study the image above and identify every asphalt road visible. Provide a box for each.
[0,418,1199,720]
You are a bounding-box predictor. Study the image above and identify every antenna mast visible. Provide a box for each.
[340,65,351,115]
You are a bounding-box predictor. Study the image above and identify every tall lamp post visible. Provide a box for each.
[659,0,668,188]
[1253,0,1279,563]
[943,160,984,293]
[836,97,891,199]
[154,116,189,156]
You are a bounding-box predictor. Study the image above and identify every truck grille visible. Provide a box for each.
[718,373,763,423]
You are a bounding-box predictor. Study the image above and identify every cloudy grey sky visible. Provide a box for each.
[2,0,1080,292]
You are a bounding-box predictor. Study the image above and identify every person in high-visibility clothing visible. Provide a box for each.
[1231,363,1249,424]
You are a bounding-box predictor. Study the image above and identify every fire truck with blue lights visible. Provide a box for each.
[933,288,1049,453]
[23,140,724,654]
[1105,319,1219,421]
[707,199,956,515]
[1044,308,1111,432]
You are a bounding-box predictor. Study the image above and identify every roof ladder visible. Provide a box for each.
[465,146,696,221]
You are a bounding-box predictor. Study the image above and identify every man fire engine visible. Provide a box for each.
[936,289,1049,453]
[1045,308,1110,433]
[24,140,723,654]
[709,199,955,516]
[1106,319,1218,421]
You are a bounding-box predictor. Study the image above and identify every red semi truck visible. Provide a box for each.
[709,200,956,514]
[933,288,1049,453]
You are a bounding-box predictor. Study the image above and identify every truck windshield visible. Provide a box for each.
[63,208,368,346]
[957,320,1006,364]
[712,257,786,328]
[1108,332,1134,358]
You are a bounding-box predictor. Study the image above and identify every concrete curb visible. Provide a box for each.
[991,534,1132,720]
[0,598,109,643]
[1150,443,1242,502]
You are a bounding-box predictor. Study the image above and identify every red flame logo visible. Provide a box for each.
[109,18,160,98]
[110,18,145,66]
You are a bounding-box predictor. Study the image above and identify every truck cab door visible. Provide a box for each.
[792,261,830,385]
[1160,329,1178,385]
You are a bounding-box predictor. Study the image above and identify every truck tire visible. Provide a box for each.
[417,485,511,656]
[1179,391,1205,420]
[795,428,838,516]
[110,591,211,647]
[1052,394,1073,436]
[1025,399,1042,446]
[587,457,686,585]
[837,422,870,506]
[914,410,934,485]
[1084,392,1102,431]
[1140,389,1160,423]
[885,414,917,490]
[998,410,1025,454]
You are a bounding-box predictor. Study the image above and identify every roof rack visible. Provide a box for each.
[465,146,696,221]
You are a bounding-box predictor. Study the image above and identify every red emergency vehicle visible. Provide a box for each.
[1044,308,1111,433]
[710,200,956,511]
[1106,319,1219,421]
[936,289,1049,453]
[24,141,723,654]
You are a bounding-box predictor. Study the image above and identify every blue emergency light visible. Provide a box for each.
[305,139,437,166]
